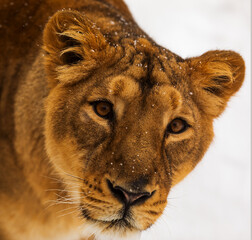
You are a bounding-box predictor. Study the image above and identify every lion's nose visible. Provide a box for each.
[107,180,155,206]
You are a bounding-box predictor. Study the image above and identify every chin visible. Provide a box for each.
[80,220,142,240]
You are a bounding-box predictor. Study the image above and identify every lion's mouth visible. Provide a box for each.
[79,179,157,232]
[81,206,143,240]
[81,208,136,231]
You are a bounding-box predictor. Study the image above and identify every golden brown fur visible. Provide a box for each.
[0,0,245,239]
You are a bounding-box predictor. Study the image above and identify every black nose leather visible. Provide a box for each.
[107,180,154,206]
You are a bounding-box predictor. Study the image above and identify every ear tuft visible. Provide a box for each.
[43,10,111,86]
[59,34,83,64]
[60,51,83,65]
[187,50,245,117]
[59,34,82,47]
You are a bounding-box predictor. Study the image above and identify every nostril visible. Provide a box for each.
[107,180,126,203]
[107,180,155,206]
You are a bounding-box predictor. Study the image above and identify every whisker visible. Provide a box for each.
[45,189,80,195]
[52,166,86,182]
[52,200,80,205]
[41,175,64,184]
[45,197,81,209]
[64,172,86,182]
[57,208,80,218]
[56,205,79,214]
[54,193,82,202]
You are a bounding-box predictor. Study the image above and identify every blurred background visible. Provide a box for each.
[124,0,251,239]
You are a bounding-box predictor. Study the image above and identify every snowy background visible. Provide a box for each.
[124,0,251,240]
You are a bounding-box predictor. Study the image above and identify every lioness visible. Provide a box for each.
[0,0,245,240]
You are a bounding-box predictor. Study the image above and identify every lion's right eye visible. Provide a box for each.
[92,101,114,119]
[166,118,189,135]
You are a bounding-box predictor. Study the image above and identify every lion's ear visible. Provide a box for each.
[187,50,245,117]
[43,10,109,85]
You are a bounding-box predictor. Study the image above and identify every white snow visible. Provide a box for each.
[124,0,251,239]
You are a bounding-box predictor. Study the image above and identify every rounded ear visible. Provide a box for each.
[43,10,110,86]
[186,50,245,117]
[43,10,108,64]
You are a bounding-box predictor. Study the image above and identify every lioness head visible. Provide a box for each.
[43,10,245,239]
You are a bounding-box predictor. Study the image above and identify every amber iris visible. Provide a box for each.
[93,101,113,118]
[168,118,188,134]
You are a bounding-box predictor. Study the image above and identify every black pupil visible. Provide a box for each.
[96,102,111,116]
[172,119,183,132]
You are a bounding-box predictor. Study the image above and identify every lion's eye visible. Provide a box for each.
[166,118,189,134]
[92,101,113,119]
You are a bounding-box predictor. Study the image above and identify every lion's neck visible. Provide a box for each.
[4,53,84,239]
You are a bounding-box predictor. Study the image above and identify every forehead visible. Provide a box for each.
[88,76,183,115]
[87,47,187,104]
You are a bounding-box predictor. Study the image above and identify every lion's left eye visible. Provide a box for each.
[166,118,189,134]
[92,101,113,119]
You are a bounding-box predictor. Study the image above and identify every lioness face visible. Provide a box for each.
[43,10,244,239]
